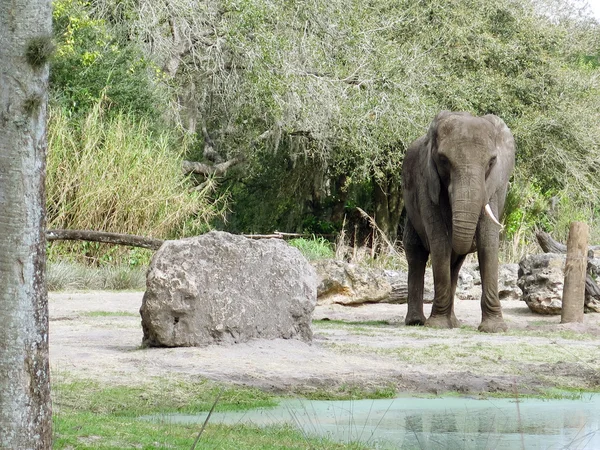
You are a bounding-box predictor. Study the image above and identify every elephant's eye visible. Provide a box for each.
[438,155,450,167]
[488,156,497,169]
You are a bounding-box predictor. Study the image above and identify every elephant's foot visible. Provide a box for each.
[425,315,456,329]
[478,318,508,333]
[405,312,426,326]
[451,314,461,328]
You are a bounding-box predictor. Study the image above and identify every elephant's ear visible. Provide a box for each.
[426,111,451,205]
[427,154,441,205]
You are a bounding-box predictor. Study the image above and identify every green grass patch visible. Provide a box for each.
[288,236,335,261]
[53,378,278,416]
[301,383,397,401]
[52,376,369,449]
[506,328,598,341]
[54,414,366,449]
[479,387,598,401]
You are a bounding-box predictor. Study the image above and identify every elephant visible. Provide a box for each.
[401,111,515,332]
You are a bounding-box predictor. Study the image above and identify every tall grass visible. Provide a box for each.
[47,261,147,291]
[47,100,225,242]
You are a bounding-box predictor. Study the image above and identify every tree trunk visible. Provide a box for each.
[0,1,53,447]
[373,175,403,245]
[561,223,589,323]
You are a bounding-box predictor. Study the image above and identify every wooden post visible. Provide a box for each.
[561,222,589,323]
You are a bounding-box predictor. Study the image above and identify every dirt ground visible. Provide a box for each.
[49,292,600,395]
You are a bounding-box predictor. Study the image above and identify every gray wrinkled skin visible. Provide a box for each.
[402,111,515,332]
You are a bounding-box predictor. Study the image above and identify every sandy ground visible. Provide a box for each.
[49,292,600,395]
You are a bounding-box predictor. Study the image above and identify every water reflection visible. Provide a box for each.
[143,395,600,449]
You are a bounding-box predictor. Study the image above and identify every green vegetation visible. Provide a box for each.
[53,377,278,415]
[289,236,336,261]
[46,0,600,260]
[51,376,369,449]
[301,383,397,401]
[47,103,221,238]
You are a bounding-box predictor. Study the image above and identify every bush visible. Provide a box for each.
[288,237,335,261]
[47,100,226,262]
[51,0,166,119]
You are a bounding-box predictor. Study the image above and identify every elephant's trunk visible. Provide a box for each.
[451,179,485,255]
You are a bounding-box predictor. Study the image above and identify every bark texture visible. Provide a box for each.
[561,222,589,323]
[0,0,53,447]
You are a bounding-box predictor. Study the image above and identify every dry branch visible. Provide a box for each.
[537,231,600,257]
[46,229,328,250]
[356,207,401,257]
[46,229,165,250]
[182,157,244,176]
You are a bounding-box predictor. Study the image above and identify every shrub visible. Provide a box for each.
[47,100,226,261]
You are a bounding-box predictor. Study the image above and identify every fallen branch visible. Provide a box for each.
[46,229,165,250]
[46,229,332,250]
[537,231,600,257]
[182,157,244,177]
[356,207,402,257]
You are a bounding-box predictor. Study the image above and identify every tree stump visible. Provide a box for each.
[561,222,589,323]
[536,230,600,312]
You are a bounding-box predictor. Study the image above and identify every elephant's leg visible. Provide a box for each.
[426,244,454,329]
[404,220,428,326]
[476,205,508,333]
[448,254,467,328]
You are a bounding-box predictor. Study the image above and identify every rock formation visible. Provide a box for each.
[140,231,317,347]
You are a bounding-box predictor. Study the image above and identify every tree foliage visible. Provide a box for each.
[51,0,167,118]
[50,0,600,242]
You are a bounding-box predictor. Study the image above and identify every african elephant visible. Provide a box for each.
[401,111,515,332]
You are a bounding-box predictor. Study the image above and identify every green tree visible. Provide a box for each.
[59,0,600,244]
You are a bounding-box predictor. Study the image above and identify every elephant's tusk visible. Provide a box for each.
[484,204,503,228]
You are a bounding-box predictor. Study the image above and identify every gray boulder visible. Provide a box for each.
[313,259,392,305]
[519,253,600,314]
[499,263,522,301]
[518,253,565,315]
[456,263,521,301]
[140,231,317,347]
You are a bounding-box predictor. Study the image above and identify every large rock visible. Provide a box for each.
[140,231,317,347]
[499,263,522,301]
[519,253,600,314]
[518,253,566,315]
[313,260,392,305]
[456,263,521,301]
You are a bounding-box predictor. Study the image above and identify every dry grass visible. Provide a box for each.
[47,261,146,291]
[47,101,225,240]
